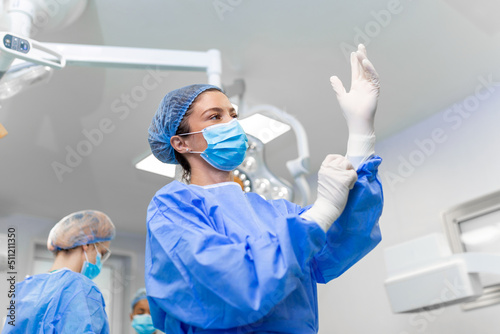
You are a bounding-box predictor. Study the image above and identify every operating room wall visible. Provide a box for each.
[316,83,500,333]
[0,215,147,333]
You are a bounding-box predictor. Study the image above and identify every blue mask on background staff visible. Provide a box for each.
[81,244,102,280]
[180,119,248,171]
[132,314,156,334]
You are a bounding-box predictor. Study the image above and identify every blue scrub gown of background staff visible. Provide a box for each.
[1,268,110,334]
[145,156,384,334]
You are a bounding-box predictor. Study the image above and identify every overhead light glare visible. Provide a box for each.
[135,154,176,178]
[239,113,290,144]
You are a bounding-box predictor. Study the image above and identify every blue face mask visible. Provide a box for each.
[81,244,102,280]
[181,119,248,171]
[132,314,156,334]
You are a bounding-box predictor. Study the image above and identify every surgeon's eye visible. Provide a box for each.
[231,113,238,119]
[209,114,221,120]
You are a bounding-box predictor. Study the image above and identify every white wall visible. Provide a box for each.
[318,81,500,333]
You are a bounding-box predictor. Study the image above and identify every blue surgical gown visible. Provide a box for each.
[145,156,383,333]
[1,268,110,334]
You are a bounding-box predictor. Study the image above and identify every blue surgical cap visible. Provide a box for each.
[47,210,116,252]
[148,84,223,164]
[131,287,148,311]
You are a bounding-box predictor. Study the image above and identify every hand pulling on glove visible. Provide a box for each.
[300,155,357,232]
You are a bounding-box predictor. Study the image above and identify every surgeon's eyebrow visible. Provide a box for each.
[201,107,237,116]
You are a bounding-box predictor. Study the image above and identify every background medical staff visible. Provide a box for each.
[145,44,383,333]
[1,210,115,334]
[130,287,163,334]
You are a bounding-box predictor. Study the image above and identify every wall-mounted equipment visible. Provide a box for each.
[442,190,500,310]
[384,190,500,313]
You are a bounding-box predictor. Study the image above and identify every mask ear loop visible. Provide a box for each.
[178,132,204,154]
[81,245,90,274]
[186,149,204,154]
[93,243,102,262]
[183,141,204,154]
[83,249,90,262]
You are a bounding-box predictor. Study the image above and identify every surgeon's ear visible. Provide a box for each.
[171,135,189,154]
[80,244,89,264]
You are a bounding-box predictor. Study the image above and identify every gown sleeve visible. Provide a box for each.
[311,155,383,283]
[145,186,326,330]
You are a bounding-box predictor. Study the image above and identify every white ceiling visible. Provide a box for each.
[1,0,499,234]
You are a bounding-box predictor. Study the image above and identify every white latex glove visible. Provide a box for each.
[301,155,358,232]
[330,44,380,168]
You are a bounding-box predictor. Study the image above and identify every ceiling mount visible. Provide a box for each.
[0,1,222,99]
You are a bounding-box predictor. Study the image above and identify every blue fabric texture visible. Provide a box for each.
[1,269,109,334]
[144,156,383,333]
[148,84,224,164]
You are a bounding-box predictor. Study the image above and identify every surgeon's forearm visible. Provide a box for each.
[346,133,376,169]
[311,156,383,283]
[300,197,343,232]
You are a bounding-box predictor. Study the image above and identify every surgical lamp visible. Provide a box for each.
[0,30,222,95]
[0,0,83,80]
[0,27,64,101]
[0,31,64,81]
[0,0,222,99]
[233,133,294,203]
[219,80,301,203]
[0,0,221,138]
[240,105,311,207]
[210,80,310,205]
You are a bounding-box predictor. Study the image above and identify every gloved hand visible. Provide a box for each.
[330,44,380,168]
[300,155,357,232]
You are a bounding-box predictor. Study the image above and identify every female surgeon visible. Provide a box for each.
[145,44,382,333]
[2,210,115,334]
